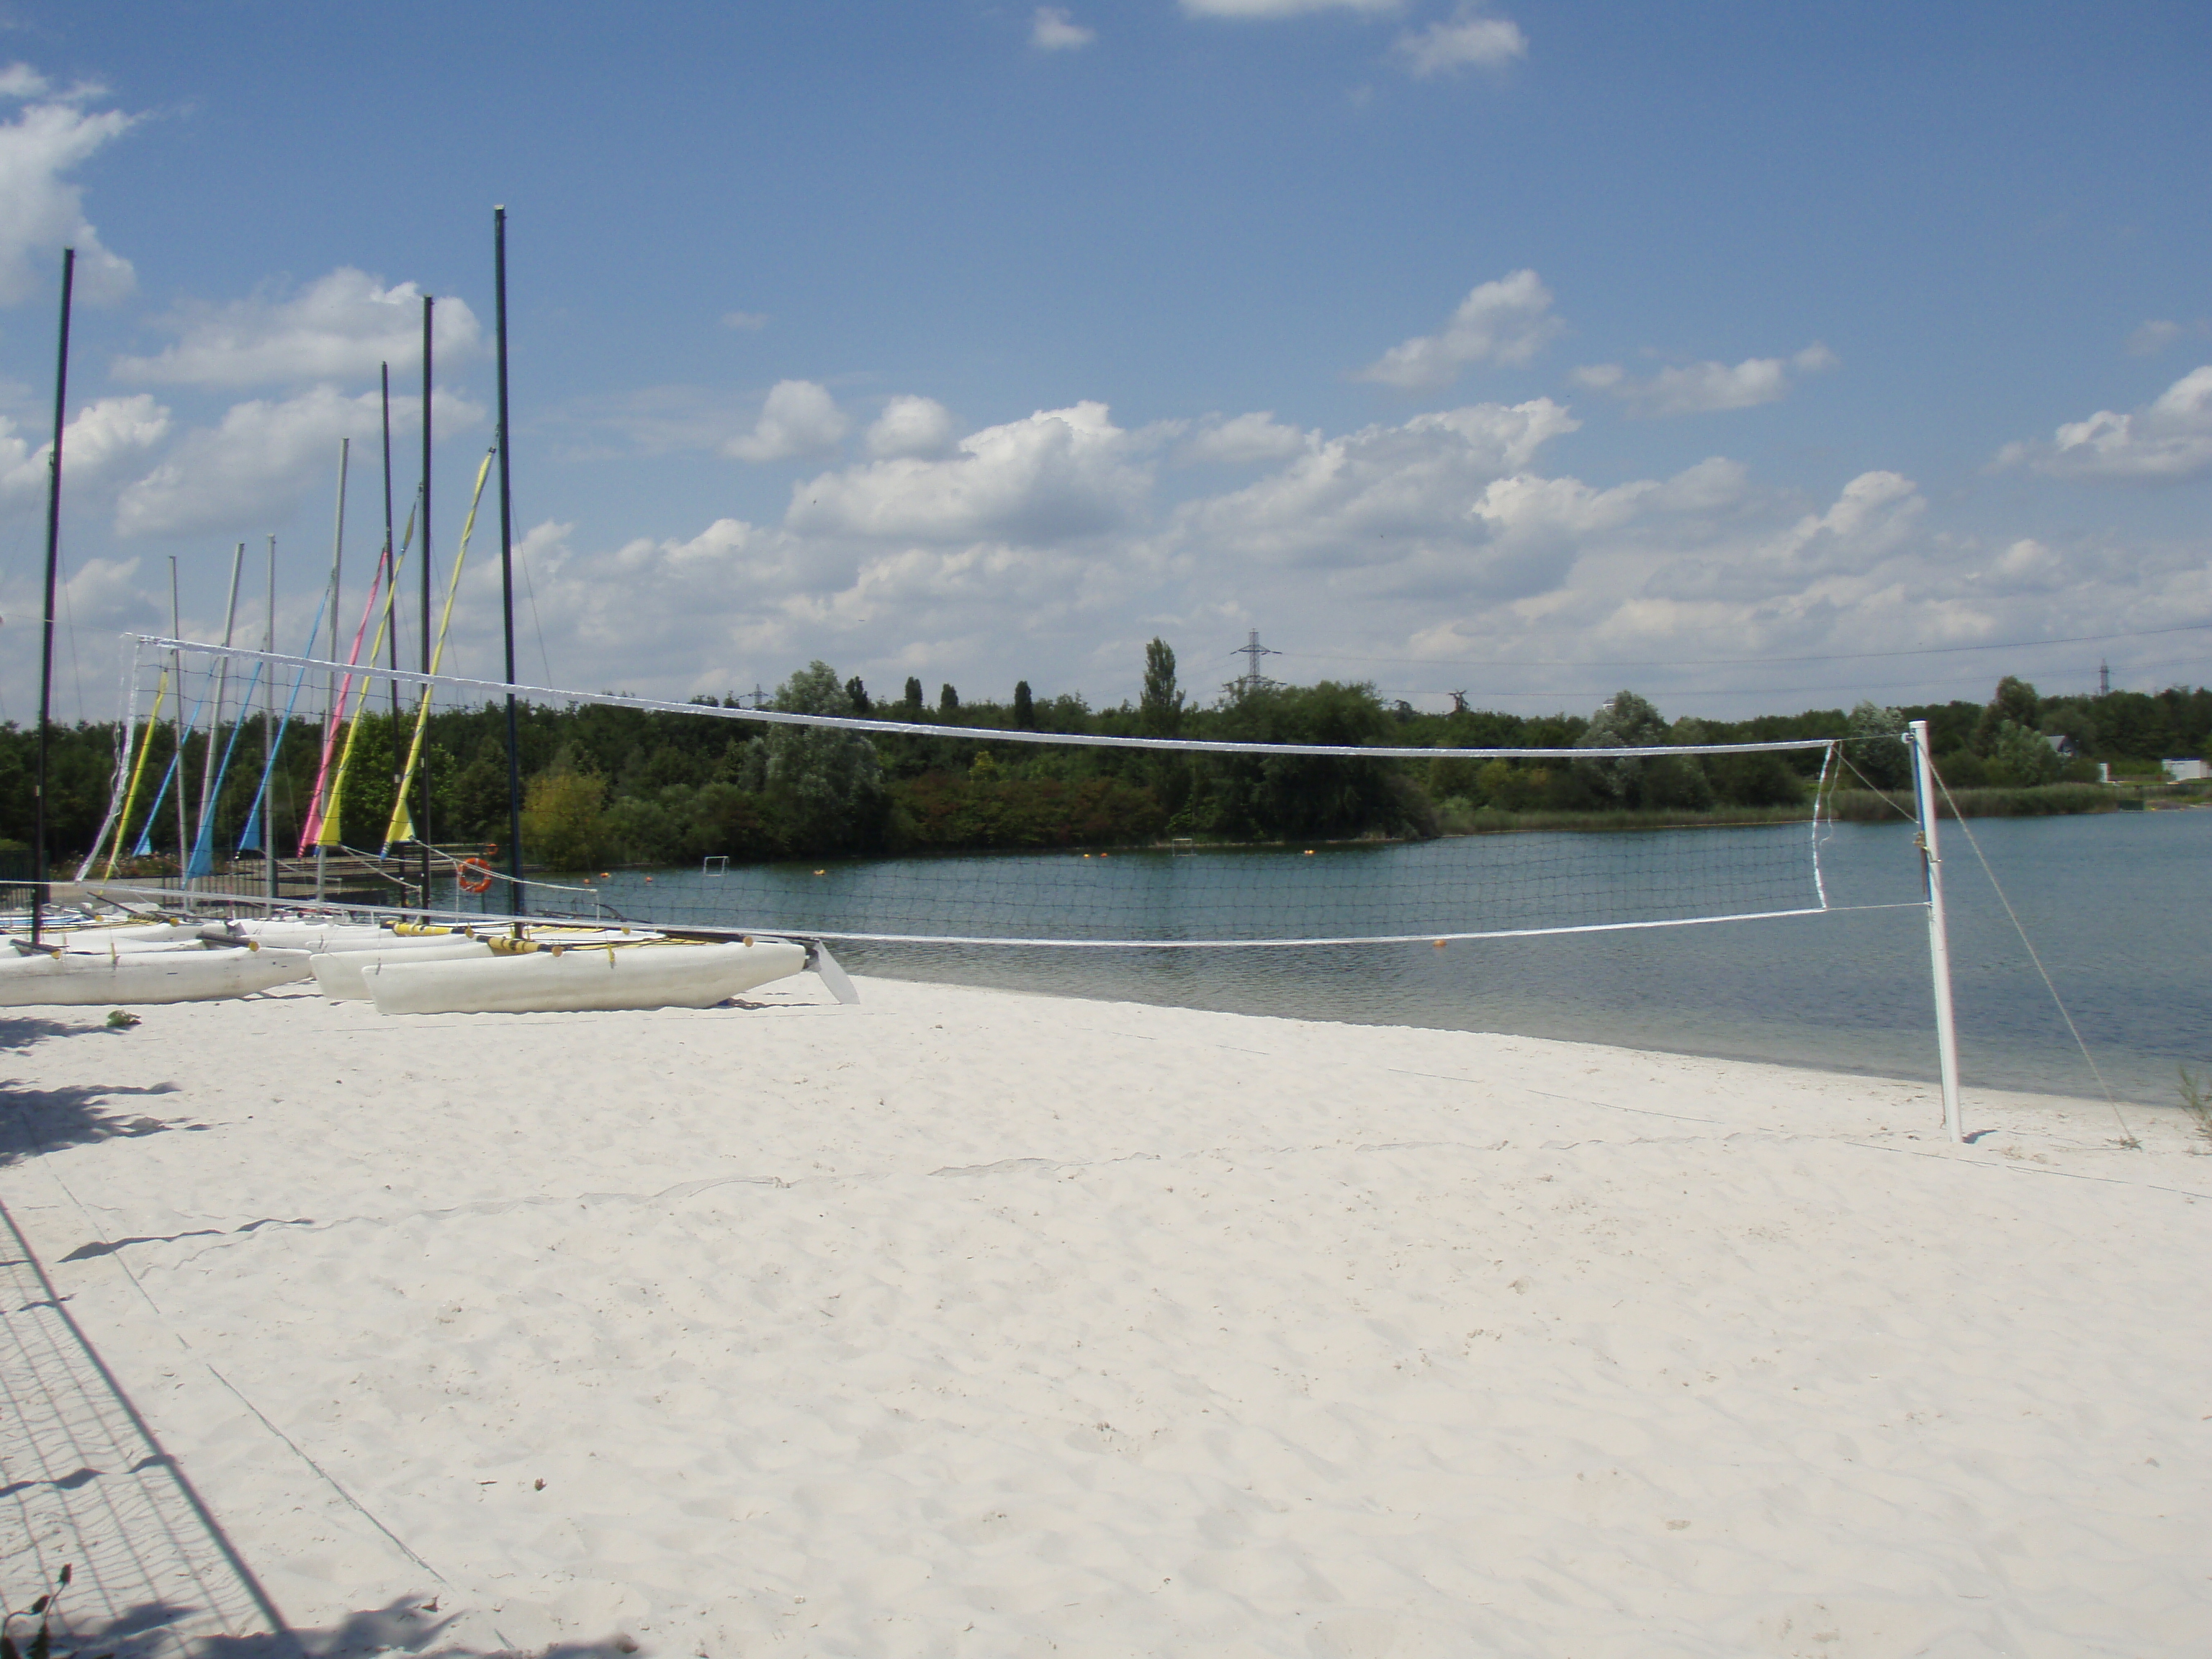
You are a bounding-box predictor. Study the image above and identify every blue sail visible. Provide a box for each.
[127,673,217,860]
[184,659,266,878]
[235,591,332,858]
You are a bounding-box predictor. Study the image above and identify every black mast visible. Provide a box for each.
[31,248,75,948]
[381,362,395,715]
[495,206,525,917]
[385,375,400,736]
[418,295,434,909]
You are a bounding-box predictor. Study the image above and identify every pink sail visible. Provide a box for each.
[297,542,395,853]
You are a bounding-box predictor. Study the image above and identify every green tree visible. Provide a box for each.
[1845,701,1912,790]
[759,661,889,849]
[1574,691,1668,805]
[845,676,871,715]
[522,768,613,871]
[1012,680,1035,728]
[1987,720,2062,787]
[939,683,959,714]
[903,676,924,712]
[1140,637,1184,737]
[1974,677,2040,755]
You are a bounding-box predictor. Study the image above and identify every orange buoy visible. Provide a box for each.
[457,858,495,894]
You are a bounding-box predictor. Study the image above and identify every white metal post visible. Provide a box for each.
[1908,720,1964,1141]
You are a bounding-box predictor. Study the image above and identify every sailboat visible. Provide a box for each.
[1,249,319,1007]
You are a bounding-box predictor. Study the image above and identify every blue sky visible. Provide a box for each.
[2,1,2208,724]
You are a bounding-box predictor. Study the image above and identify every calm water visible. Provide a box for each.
[520,810,2209,1107]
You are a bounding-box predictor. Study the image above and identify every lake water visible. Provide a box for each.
[521,809,2211,1109]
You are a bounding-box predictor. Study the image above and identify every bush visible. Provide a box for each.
[1987,719,2062,787]
[523,769,613,871]
[1845,701,1912,790]
[1708,750,1804,807]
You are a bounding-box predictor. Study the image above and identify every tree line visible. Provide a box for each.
[4,645,2206,871]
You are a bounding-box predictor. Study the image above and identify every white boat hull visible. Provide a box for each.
[228,921,431,953]
[364,939,806,1015]
[313,939,495,1000]
[0,946,313,1007]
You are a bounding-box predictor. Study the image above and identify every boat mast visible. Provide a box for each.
[193,541,246,889]
[419,295,433,912]
[169,557,187,892]
[495,205,525,919]
[384,367,400,757]
[265,533,277,904]
[314,440,347,899]
[328,438,349,757]
[30,247,73,947]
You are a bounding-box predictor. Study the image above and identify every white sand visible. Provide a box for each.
[3,976,2208,1658]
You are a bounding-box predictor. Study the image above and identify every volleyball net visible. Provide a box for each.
[78,634,1874,949]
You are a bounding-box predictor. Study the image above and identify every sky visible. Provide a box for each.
[1,1,2208,727]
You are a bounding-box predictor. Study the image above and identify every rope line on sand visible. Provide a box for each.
[1840,1139,2208,1200]
[29,1161,513,1653]
[1929,770,2139,1148]
[0,1196,295,1651]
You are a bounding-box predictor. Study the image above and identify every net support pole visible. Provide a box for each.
[1908,720,1964,1143]
[419,295,434,918]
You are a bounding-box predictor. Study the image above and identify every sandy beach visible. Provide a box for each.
[3,973,2208,1658]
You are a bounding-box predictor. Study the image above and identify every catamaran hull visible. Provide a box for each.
[364,940,806,1015]
[229,921,441,953]
[0,947,313,1007]
[313,939,496,1000]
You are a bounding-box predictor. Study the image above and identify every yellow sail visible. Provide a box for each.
[384,447,495,849]
[99,668,168,878]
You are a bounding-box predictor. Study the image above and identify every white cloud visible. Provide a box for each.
[721,310,770,331]
[0,78,136,306]
[1031,7,1097,49]
[2126,320,2182,358]
[0,395,170,508]
[1180,0,1400,17]
[114,268,482,388]
[1997,364,2212,482]
[1354,269,1564,390]
[1572,344,1838,416]
[1392,5,1527,76]
[1637,470,1925,605]
[792,401,1150,543]
[302,388,2211,724]
[726,379,850,463]
[866,395,959,459]
[114,385,481,540]
[1178,411,1313,466]
[0,64,111,104]
[1174,398,1580,590]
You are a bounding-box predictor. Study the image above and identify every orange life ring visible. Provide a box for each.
[457,857,495,894]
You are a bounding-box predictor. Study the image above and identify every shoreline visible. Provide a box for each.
[4,976,2206,1656]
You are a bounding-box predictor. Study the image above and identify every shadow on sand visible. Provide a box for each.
[181,1598,647,1658]
[0,1075,198,1166]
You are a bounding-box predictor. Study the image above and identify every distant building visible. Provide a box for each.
[2044,734,2077,758]
[2160,758,2210,782]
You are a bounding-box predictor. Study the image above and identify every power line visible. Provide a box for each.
[1370,652,2211,703]
[1280,618,2212,673]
